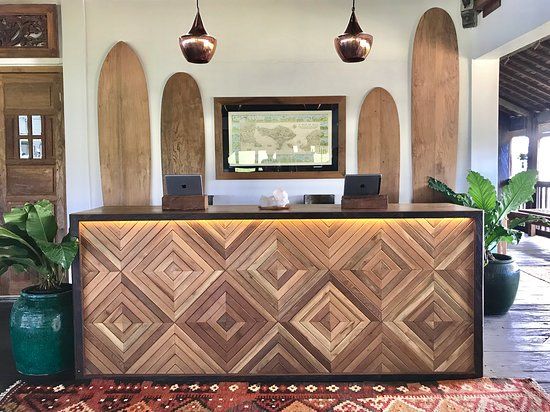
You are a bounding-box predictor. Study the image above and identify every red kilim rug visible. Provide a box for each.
[0,377,549,411]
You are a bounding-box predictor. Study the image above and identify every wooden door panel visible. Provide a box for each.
[0,70,65,295]
[6,165,55,196]
[4,82,54,110]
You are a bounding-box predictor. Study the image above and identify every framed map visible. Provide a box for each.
[215,96,346,179]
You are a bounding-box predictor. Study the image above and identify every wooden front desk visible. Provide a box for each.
[70,204,483,380]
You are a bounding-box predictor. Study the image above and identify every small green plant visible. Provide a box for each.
[0,200,78,290]
[428,170,548,262]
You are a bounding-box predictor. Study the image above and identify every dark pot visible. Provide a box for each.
[9,283,74,376]
[484,253,520,316]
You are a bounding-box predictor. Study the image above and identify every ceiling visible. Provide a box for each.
[499,36,550,118]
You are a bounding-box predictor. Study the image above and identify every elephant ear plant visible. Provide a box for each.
[0,199,78,290]
[428,170,548,263]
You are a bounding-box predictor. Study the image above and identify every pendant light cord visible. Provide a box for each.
[352,0,355,12]
[196,0,200,12]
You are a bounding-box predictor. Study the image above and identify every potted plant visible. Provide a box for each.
[428,170,548,315]
[0,200,78,375]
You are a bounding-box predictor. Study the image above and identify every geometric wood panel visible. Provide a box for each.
[412,8,459,202]
[358,87,400,203]
[79,217,476,376]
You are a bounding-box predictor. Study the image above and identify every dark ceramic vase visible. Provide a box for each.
[484,253,520,316]
[9,283,74,375]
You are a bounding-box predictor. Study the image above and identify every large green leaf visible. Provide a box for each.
[497,170,538,222]
[509,215,550,231]
[427,177,473,206]
[0,226,41,258]
[0,245,42,274]
[37,235,78,271]
[467,171,496,213]
[25,201,57,243]
[485,224,522,251]
[0,256,41,272]
[3,206,28,230]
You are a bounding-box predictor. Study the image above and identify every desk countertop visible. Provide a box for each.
[70,203,482,224]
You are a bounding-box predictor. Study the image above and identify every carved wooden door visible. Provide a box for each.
[0,69,66,295]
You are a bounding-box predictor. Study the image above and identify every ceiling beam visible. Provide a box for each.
[475,0,501,17]
[499,80,549,107]
[515,53,550,71]
[502,60,550,87]
[500,72,550,102]
[499,98,532,117]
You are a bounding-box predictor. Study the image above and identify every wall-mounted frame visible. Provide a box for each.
[214,96,346,179]
[0,4,59,58]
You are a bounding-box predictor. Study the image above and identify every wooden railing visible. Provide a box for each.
[518,181,550,237]
[534,181,550,209]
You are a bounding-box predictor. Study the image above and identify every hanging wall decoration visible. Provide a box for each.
[98,42,152,206]
[214,96,346,179]
[161,72,205,192]
[358,87,400,203]
[411,8,459,202]
[334,0,373,63]
[0,4,59,58]
[179,0,217,64]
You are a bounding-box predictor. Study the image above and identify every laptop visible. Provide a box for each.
[165,175,203,196]
[343,174,382,196]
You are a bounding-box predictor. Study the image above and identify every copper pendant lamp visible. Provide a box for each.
[334,0,373,63]
[179,0,217,64]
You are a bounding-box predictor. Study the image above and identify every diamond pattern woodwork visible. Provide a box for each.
[79,218,476,376]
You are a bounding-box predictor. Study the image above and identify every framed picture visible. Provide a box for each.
[214,96,346,179]
[0,5,59,58]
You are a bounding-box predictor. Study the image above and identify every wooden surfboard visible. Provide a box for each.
[161,73,205,190]
[358,87,400,203]
[412,8,459,202]
[98,41,151,206]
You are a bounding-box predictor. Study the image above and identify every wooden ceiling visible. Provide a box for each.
[500,36,550,118]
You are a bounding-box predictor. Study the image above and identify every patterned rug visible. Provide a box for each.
[0,377,548,411]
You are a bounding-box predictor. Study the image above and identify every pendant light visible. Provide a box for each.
[334,0,373,63]
[179,0,217,64]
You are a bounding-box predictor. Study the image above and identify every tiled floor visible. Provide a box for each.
[0,236,549,393]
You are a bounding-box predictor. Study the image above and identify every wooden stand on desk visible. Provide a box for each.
[341,194,388,209]
[162,195,208,211]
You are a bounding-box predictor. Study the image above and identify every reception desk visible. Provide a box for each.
[70,204,483,380]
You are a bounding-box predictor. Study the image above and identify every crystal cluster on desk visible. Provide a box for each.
[259,188,289,208]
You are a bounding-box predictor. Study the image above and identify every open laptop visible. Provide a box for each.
[165,175,203,196]
[343,174,382,196]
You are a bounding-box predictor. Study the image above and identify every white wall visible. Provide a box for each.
[471,58,500,185]
[471,0,550,59]
[60,0,473,210]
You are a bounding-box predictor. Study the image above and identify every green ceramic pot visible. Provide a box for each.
[484,253,520,316]
[9,283,74,376]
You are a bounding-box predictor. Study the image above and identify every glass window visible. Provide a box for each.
[510,136,529,177]
[19,139,30,159]
[18,116,28,136]
[31,115,42,136]
[32,139,43,159]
